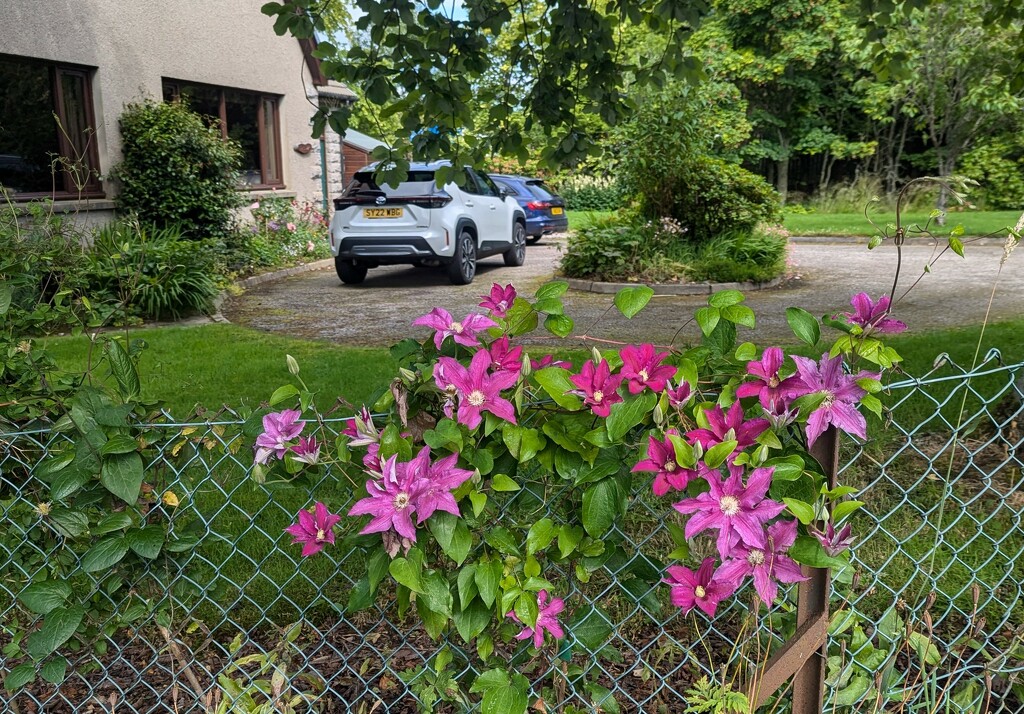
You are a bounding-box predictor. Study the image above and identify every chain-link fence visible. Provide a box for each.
[2,352,1023,713]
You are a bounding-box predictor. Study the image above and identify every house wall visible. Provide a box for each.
[0,0,328,215]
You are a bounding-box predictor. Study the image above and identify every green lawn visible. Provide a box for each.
[566,209,616,229]
[783,209,1022,238]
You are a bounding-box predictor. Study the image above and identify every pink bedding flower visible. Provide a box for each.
[412,308,496,349]
[843,293,906,335]
[686,402,769,454]
[717,519,807,605]
[508,590,565,649]
[438,349,518,429]
[348,455,421,540]
[479,283,517,318]
[735,347,802,411]
[664,558,737,617]
[284,502,341,557]
[570,359,624,417]
[673,465,785,557]
[789,353,878,446]
[619,343,676,395]
[254,409,305,464]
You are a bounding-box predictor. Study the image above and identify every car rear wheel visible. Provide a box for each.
[335,257,368,285]
[447,230,477,285]
[504,221,527,266]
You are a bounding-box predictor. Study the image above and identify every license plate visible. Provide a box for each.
[551,207,563,215]
[363,207,403,219]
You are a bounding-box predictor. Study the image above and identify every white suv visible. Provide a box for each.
[329,161,527,285]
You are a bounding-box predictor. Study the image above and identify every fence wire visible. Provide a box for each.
[2,352,1023,713]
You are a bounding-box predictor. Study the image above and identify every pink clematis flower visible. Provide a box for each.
[633,434,701,497]
[843,293,906,335]
[530,354,573,371]
[717,519,807,605]
[686,402,769,454]
[437,350,518,429]
[673,465,786,558]
[479,283,517,318]
[664,558,737,617]
[348,455,422,540]
[291,436,321,465]
[619,344,676,395]
[570,359,624,417]
[362,443,382,476]
[790,353,879,446]
[343,406,379,447]
[284,501,341,557]
[406,447,474,523]
[666,381,693,409]
[809,520,855,557]
[412,308,497,349]
[254,409,305,464]
[735,347,803,412]
[508,590,565,649]
[488,336,524,375]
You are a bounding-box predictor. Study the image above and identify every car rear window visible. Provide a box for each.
[525,180,557,200]
[492,177,523,195]
[349,170,440,197]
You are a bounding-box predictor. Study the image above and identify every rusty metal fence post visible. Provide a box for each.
[750,426,839,712]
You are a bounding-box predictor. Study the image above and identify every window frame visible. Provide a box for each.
[162,79,284,190]
[0,54,103,200]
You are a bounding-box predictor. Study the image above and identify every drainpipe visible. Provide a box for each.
[319,136,329,215]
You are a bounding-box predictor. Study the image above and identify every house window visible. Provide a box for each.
[0,54,102,198]
[162,80,283,188]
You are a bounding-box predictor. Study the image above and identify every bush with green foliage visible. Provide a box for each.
[219,196,331,276]
[554,174,627,211]
[86,220,220,321]
[110,100,242,239]
[960,136,1024,210]
[685,224,790,284]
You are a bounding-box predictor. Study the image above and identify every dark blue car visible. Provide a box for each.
[489,174,568,244]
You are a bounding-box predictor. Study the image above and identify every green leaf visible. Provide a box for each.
[502,425,545,462]
[4,663,35,690]
[269,384,300,406]
[474,559,501,607]
[789,535,847,569]
[786,307,820,346]
[569,606,613,651]
[534,367,583,410]
[544,313,574,338]
[582,479,619,538]
[949,235,965,258]
[708,289,744,308]
[81,536,129,572]
[526,518,556,555]
[0,280,11,316]
[491,473,520,492]
[100,452,144,505]
[783,498,816,525]
[908,631,941,666]
[457,564,478,607]
[104,338,140,400]
[453,598,491,642]
[833,674,872,707]
[40,656,68,685]
[703,440,738,469]
[26,606,85,659]
[832,500,864,522]
[98,434,139,456]
[695,306,720,336]
[505,297,538,336]
[19,581,73,615]
[763,455,804,482]
[126,526,165,559]
[48,507,89,538]
[558,525,585,559]
[428,513,472,565]
[483,527,520,555]
[605,391,657,442]
[534,297,564,315]
[471,669,529,714]
[735,342,757,361]
[93,513,134,536]
[420,571,453,618]
[722,304,755,328]
[613,286,654,318]
[536,280,568,300]
[416,595,448,639]
[389,556,424,593]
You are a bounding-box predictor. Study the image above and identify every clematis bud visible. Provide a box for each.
[286,354,300,376]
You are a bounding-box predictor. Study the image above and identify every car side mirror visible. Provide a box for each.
[497,187,509,199]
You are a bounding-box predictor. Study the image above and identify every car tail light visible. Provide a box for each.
[526,201,552,210]
[406,195,452,208]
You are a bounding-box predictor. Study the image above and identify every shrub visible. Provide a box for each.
[685,224,790,284]
[554,174,627,211]
[86,220,220,321]
[960,136,1024,210]
[110,99,242,239]
[219,196,331,276]
[559,213,695,282]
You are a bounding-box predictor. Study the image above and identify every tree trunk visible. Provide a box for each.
[776,158,789,205]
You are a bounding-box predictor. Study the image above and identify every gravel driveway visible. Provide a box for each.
[222,236,1024,348]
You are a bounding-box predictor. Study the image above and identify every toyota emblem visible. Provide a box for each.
[375,195,386,206]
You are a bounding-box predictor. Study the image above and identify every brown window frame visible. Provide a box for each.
[162,79,284,190]
[0,54,103,200]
